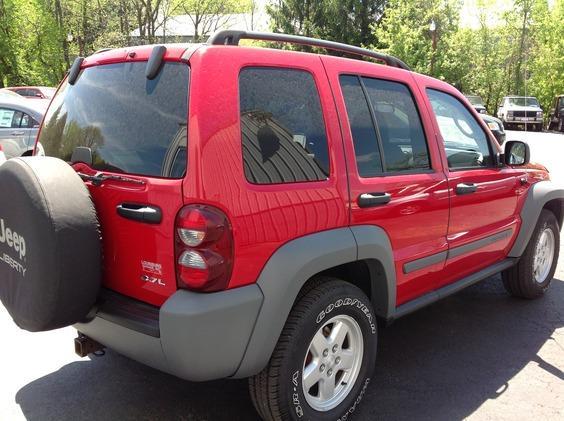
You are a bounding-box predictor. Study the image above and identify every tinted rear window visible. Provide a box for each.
[39,62,189,178]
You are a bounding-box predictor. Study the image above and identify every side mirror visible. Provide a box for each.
[504,140,530,166]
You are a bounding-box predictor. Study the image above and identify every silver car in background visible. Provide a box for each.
[0,98,48,158]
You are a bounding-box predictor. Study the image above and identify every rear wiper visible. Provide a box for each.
[77,172,146,186]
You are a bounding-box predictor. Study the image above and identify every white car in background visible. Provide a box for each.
[0,97,48,159]
[497,96,543,131]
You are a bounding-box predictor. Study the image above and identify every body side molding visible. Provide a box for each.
[395,258,517,319]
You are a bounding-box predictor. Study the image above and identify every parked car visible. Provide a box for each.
[480,113,506,145]
[465,94,487,114]
[546,95,564,132]
[0,98,47,158]
[0,88,23,99]
[497,96,544,131]
[5,86,56,99]
[1,31,562,421]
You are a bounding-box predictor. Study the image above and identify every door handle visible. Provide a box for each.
[116,203,162,224]
[10,131,25,136]
[455,183,478,195]
[358,192,391,208]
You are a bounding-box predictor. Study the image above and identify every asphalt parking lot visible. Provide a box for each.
[1,130,563,421]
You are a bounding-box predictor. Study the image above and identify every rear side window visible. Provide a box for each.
[0,108,17,128]
[39,62,189,178]
[239,67,329,184]
[340,75,430,176]
[0,108,35,128]
[427,89,492,169]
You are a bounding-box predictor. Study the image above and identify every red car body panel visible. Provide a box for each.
[322,56,450,304]
[40,44,546,308]
[185,47,349,292]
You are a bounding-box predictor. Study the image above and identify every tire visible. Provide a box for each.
[502,209,559,299]
[0,157,101,331]
[249,278,377,421]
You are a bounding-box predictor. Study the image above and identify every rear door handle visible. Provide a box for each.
[358,192,391,208]
[455,183,478,195]
[117,203,162,224]
[10,131,25,136]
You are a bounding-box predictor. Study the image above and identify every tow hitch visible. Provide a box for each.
[74,333,105,357]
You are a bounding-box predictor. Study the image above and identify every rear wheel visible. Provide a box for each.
[249,278,377,421]
[502,209,559,298]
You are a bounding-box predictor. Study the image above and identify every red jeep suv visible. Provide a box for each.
[1,31,563,421]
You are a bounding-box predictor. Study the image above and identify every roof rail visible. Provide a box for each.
[207,30,411,71]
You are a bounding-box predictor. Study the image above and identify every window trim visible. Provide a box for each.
[238,65,332,186]
[426,88,497,172]
[340,73,434,178]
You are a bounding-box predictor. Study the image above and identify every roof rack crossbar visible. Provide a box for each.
[207,30,411,71]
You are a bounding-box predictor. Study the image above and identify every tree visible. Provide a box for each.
[268,0,385,48]
[374,0,461,78]
[177,0,249,42]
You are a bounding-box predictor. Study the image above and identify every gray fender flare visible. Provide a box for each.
[509,180,564,257]
[232,225,396,378]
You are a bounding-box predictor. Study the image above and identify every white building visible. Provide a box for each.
[130,12,270,44]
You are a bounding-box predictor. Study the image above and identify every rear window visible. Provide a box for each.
[39,62,189,178]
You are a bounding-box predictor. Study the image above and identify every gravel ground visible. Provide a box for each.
[1,130,563,420]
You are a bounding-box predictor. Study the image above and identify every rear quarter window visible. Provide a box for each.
[239,67,330,184]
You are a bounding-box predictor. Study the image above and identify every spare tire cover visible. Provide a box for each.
[0,157,101,332]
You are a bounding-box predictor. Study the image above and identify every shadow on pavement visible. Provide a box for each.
[16,276,564,421]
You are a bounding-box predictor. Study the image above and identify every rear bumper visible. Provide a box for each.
[75,285,263,381]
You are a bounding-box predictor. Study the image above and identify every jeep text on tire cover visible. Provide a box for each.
[0,218,26,260]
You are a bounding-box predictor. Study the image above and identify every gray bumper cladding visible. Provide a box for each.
[509,181,564,257]
[75,285,263,382]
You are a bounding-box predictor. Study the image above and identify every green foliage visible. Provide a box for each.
[0,0,562,116]
[374,0,563,114]
[375,0,461,77]
[268,0,385,48]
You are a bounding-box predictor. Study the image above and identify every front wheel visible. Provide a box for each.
[502,209,560,298]
[249,278,377,421]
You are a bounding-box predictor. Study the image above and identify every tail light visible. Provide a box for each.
[175,204,234,292]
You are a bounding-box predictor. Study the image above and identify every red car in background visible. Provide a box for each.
[5,86,56,99]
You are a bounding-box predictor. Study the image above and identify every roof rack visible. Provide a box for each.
[207,30,411,71]
[93,48,112,55]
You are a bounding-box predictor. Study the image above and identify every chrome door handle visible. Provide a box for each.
[358,192,392,208]
[455,183,478,195]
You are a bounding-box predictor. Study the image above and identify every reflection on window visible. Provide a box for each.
[340,75,430,176]
[39,62,189,178]
[427,89,492,169]
[340,75,383,177]
[239,67,329,184]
